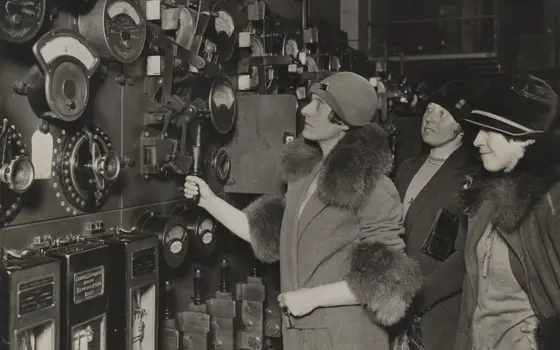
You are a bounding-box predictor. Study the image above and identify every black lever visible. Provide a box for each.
[188,120,204,205]
[163,278,175,320]
[193,267,203,305]
[219,259,229,293]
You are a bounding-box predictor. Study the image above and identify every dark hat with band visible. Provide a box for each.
[428,80,475,121]
[463,73,558,137]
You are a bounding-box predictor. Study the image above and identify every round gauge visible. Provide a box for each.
[0,156,35,194]
[165,224,187,254]
[199,217,215,234]
[173,6,196,77]
[104,0,146,63]
[211,147,231,182]
[249,35,265,89]
[214,10,235,38]
[209,77,236,134]
[211,84,234,109]
[284,39,298,58]
[48,61,89,122]
[250,34,264,57]
[175,7,196,50]
[198,217,215,246]
[137,213,189,269]
[0,0,46,44]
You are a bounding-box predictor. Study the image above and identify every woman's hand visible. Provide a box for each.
[184,176,215,209]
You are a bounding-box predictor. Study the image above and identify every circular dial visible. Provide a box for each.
[0,0,45,44]
[211,147,230,182]
[165,224,187,254]
[209,6,236,63]
[54,125,120,214]
[198,216,215,245]
[214,10,234,38]
[0,118,33,227]
[249,35,265,89]
[47,60,89,122]
[209,77,236,134]
[104,0,146,63]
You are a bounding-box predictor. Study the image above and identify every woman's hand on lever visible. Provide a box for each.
[184,175,252,243]
[184,176,214,209]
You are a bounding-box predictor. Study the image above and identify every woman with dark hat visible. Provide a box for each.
[393,80,479,350]
[454,73,560,350]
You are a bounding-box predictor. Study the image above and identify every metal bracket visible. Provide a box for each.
[84,220,105,235]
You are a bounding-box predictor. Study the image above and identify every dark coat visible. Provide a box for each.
[454,134,560,350]
[394,145,476,349]
[244,124,423,350]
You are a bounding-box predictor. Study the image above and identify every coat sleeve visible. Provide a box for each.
[417,214,467,313]
[534,189,560,350]
[243,195,285,263]
[344,177,424,327]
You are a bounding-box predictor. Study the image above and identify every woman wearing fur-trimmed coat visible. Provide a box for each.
[184,72,423,350]
[454,73,560,350]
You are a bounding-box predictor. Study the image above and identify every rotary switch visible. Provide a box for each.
[52,124,121,214]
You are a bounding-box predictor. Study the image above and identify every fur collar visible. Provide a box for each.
[278,124,393,212]
[462,133,560,232]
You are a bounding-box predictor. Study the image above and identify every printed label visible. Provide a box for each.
[18,275,55,316]
[73,266,104,304]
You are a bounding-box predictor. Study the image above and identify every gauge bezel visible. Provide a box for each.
[102,0,147,63]
[208,75,237,135]
[0,156,35,194]
[0,0,46,44]
[211,147,231,182]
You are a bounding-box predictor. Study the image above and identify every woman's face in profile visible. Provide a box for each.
[473,129,529,173]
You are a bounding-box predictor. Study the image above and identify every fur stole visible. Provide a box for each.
[461,133,560,232]
[278,123,393,213]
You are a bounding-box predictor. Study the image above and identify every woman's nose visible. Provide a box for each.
[424,110,436,123]
[473,130,487,147]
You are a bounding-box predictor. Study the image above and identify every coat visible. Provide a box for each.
[454,134,560,350]
[243,124,424,350]
[394,145,476,350]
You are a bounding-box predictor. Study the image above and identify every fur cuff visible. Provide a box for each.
[537,314,560,350]
[345,242,423,327]
[243,195,285,263]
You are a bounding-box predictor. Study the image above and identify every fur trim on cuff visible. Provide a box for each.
[537,313,560,350]
[345,242,423,327]
[243,195,285,263]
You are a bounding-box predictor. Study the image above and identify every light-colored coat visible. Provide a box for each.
[244,124,423,350]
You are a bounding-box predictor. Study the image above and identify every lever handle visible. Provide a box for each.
[193,268,203,305]
[219,259,229,293]
[163,279,175,320]
[183,122,203,205]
